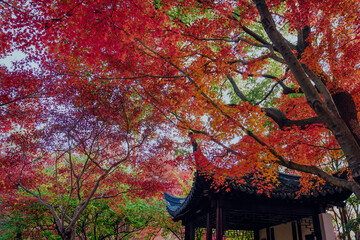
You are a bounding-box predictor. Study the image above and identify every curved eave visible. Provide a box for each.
[164,173,209,220]
[164,171,352,220]
[164,192,187,217]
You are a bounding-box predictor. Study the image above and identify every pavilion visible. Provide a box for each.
[165,171,351,240]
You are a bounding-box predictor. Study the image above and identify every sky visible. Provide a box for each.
[0,50,27,69]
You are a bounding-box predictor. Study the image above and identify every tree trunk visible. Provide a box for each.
[60,226,76,240]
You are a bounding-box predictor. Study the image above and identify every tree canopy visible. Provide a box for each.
[2,0,360,238]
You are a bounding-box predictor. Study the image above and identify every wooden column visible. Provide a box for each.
[185,221,195,240]
[216,199,225,240]
[271,228,275,240]
[254,229,260,240]
[297,219,303,240]
[292,221,298,240]
[266,227,271,240]
[185,223,190,240]
[312,214,322,240]
[206,211,212,240]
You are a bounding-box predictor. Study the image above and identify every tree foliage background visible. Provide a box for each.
[1,0,360,238]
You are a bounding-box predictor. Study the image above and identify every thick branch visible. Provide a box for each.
[264,108,321,129]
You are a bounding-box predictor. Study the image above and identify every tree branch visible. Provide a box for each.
[241,25,274,48]
[301,63,339,116]
[264,108,321,129]
[227,74,249,102]
[227,74,321,128]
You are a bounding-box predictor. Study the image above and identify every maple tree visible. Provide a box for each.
[2,0,360,238]
[0,63,183,238]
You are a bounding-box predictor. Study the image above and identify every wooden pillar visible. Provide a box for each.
[266,227,271,240]
[185,223,190,240]
[254,229,260,240]
[271,228,275,240]
[297,219,303,240]
[216,199,225,240]
[312,214,322,240]
[185,222,195,240]
[206,211,212,240]
[292,221,298,240]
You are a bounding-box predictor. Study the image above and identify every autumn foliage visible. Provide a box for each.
[2,0,360,238]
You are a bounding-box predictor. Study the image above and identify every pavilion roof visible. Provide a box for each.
[165,171,351,222]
